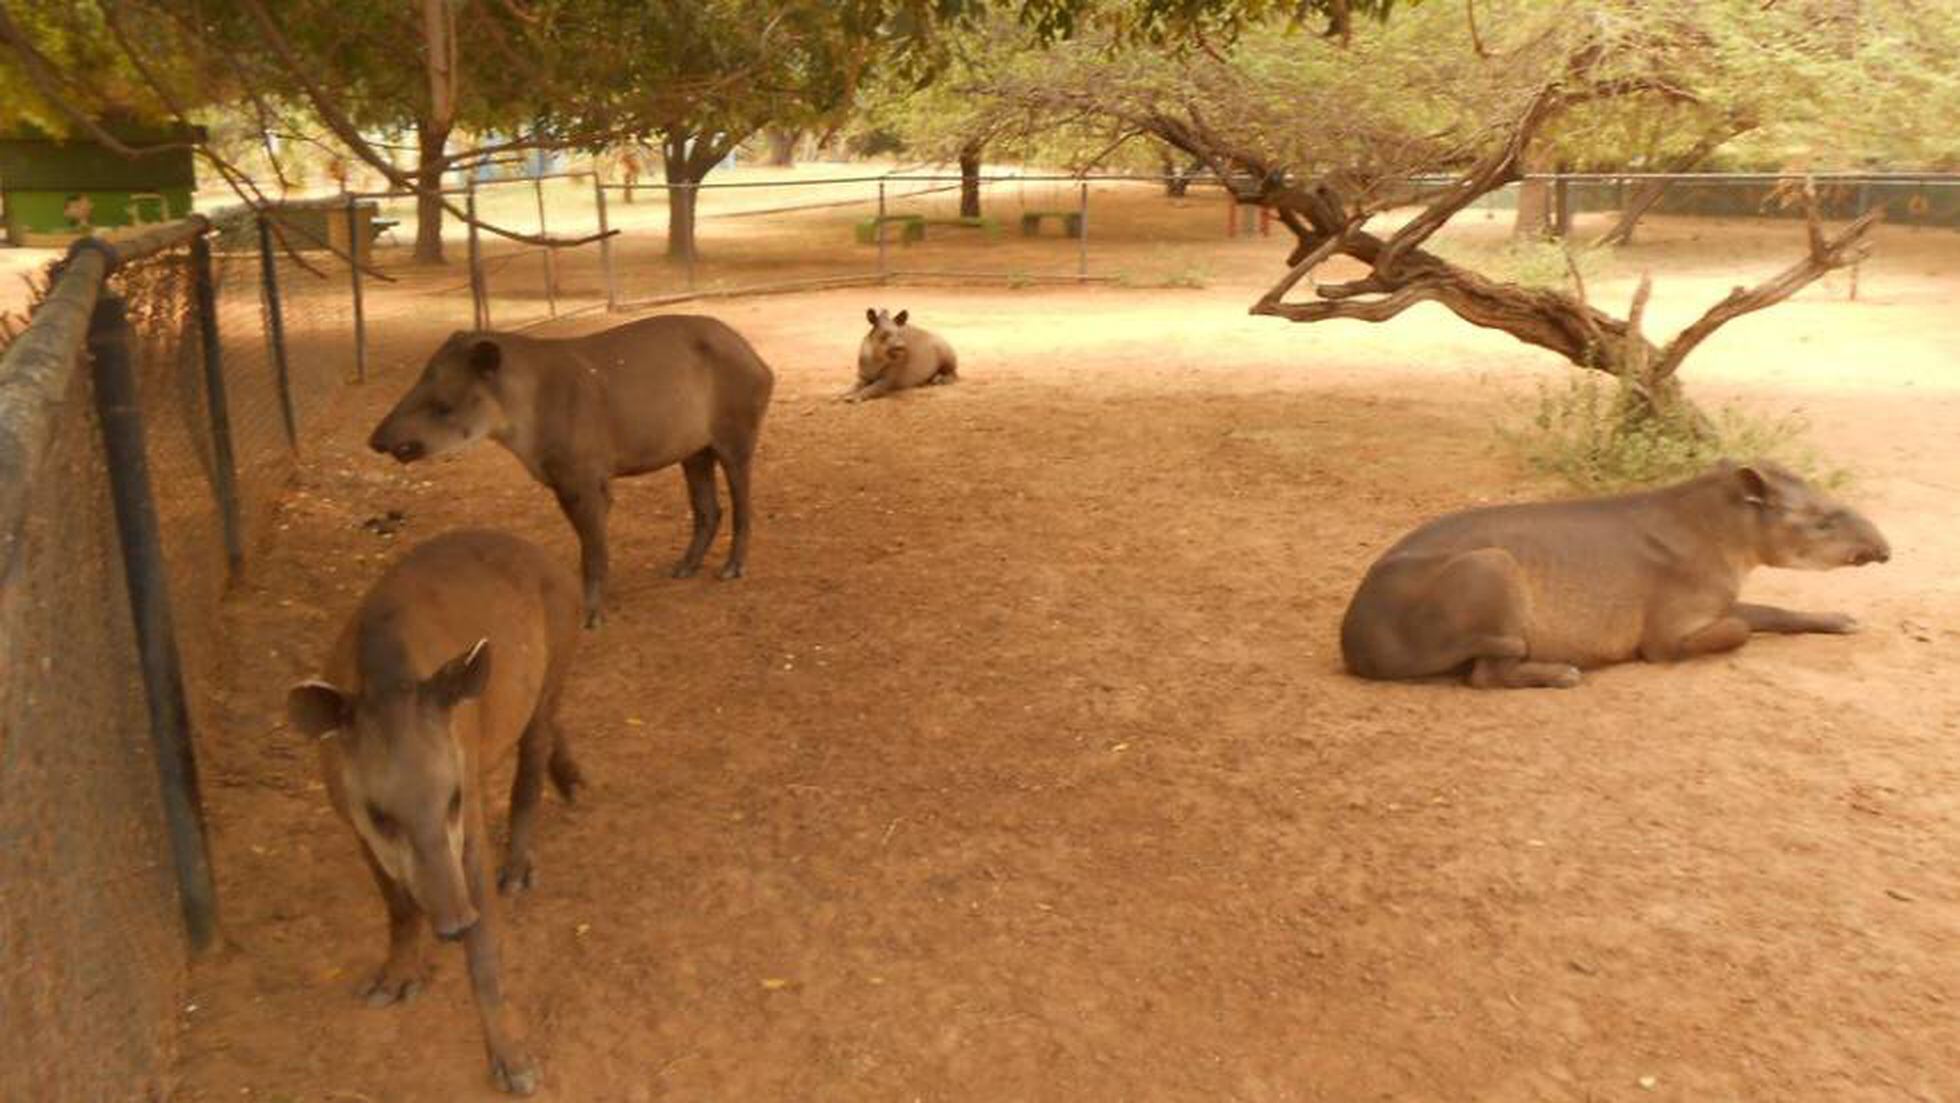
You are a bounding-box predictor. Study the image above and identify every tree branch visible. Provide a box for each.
[1651,197,1880,380]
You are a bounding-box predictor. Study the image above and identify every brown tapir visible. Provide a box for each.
[841,308,959,402]
[368,315,776,626]
[286,529,584,1095]
[1340,461,1890,688]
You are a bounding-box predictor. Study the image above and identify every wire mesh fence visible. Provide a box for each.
[0,204,356,1103]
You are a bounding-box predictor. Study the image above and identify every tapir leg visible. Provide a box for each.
[717,446,755,580]
[498,714,555,896]
[553,479,611,628]
[1732,602,1859,635]
[1350,549,1581,688]
[461,819,538,1095]
[842,377,894,403]
[672,450,723,579]
[358,846,428,1006]
[1642,615,1752,662]
[547,734,585,802]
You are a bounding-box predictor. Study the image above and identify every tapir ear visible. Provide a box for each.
[467,340,501,377]
[288,680,352,739]
[428,639,492,707]
[894,309,908,326]
[865,308,879,326]
[1735,465,1772,507]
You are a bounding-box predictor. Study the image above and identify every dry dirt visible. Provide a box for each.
[166,203,1959,1102]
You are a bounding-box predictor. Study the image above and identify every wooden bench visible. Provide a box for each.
[854,213,926,245]
[925,215,1004,240]
[1020,210,1083,238]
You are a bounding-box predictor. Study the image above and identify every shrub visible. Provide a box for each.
[1502,373,1850,493]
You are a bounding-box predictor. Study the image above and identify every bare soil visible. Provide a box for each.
[167,201,1959,1102]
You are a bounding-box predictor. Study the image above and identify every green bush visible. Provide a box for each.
[1502,373,1850,493]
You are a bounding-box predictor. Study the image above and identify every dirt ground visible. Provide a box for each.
[164,200,1959,1102]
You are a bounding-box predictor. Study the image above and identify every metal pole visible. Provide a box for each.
[255,213,299,449]
[594,174,619,312]
[534,173,557,319]
[86,280,220,955]
[346,197,367,382]
[683,182,698,292]
[188,231,244,572]
[466,182,489,330]
[1077,181,1089,280]
[876,179,888,281]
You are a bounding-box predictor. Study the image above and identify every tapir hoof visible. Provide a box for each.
[582,607,604,630]
[491,1050,540,1096]
[497,859,535,897]
[1818,613,1860,634]
[359,963,428,1007]
[671,560,702,580]
[717,561,744,581]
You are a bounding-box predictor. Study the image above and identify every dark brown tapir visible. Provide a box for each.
[368,315,776,626]
[287,529,584,1095]
[1340,461,1890,688]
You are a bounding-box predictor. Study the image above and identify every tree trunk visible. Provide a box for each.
[765,128,798,167]
[958,141,983,219]
[412,119,451,265]
[1512,150,1554,240]
[414,0,458,266]
[1162,153,1191,197]
[662,138,697,261]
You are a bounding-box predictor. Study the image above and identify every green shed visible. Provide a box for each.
[0,122,206,246]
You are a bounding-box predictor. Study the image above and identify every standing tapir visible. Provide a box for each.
[1340,461,1890,688]
[368,315,776,626]
[842,308,959,402]
[286,529,584,1095]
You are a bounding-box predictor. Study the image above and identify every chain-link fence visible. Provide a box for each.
[0,202,354,1103]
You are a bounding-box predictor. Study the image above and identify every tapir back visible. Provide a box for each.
[323,531,581,764]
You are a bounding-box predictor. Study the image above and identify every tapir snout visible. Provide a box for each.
[367,422,426,463]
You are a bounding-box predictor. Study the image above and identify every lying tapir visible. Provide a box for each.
[1340,461,1890,688]
[369,315,776,626]
[841,308,959,402]
[287,529,584,1095]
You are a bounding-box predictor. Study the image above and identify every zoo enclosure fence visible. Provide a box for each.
[426,168,1960,331]
[0,199,355,1102]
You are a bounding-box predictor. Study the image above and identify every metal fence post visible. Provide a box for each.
[594,174,619,312]
[254,212,299,449]
[533,174,558,319]
[683,182,698,292]
[85,275,220,955]
[346,197,367,382]
[466,182,489,330]
[1077,180,1090,280]
[876,179,888,281]
[188,231,244,571]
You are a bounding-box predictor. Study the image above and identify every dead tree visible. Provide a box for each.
[1110,58,1876,426]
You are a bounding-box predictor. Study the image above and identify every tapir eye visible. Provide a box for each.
[448,788,463,819]
[429,399,454,417]
[367,805,401,838]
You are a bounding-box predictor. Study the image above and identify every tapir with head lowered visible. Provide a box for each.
[1340,461,1890,688]
[287,529,584,1095]
[368,314,775,626]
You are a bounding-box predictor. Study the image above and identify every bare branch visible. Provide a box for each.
[1651,204,1880,380]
